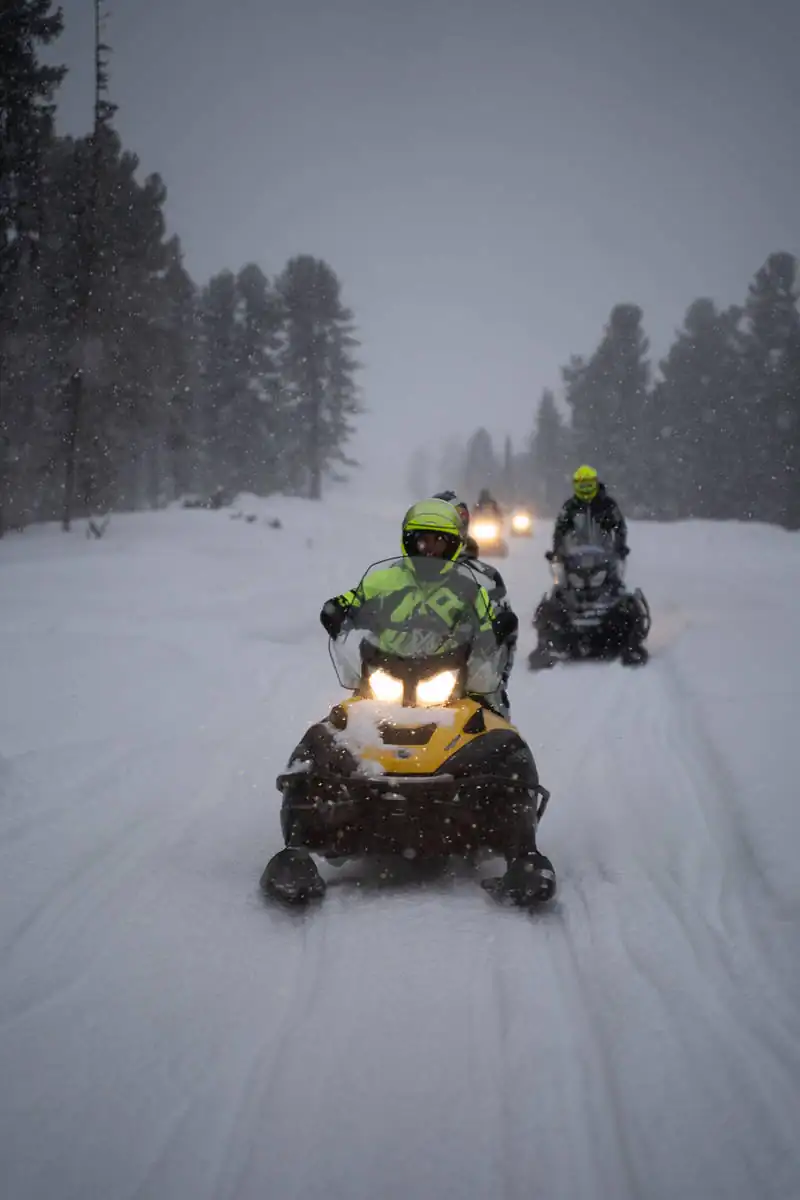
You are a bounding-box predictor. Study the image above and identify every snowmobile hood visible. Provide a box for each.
[328,695,517,777]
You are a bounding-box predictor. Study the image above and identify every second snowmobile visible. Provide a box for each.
[528,519,650,669]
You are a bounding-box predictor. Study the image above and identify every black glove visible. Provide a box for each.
[493,609,519,644]
[618,545,630,559]
[320,599,347,638]
[545,550,555,562]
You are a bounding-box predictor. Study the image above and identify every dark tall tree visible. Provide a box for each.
[740,252,800,526]
[0,0,65,535]
[61,0,118,530]
[275,255,360,499]
[196,265,282,497]
[153,239,199,501]
[565,304,650,510]
[198,269,239,492]
[233,263,281,494]
[650,299,745,519]
[463,427,497,499]
[501,434,514,500]
[529,388,571,513]
[46,128,173,518]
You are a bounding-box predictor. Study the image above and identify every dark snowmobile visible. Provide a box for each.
[528,518,650,670]
[261,560,555,908]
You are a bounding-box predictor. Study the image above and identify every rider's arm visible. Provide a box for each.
[610,503,628,554]
[552,503,573,553]
[320,567,402,636]
[472,584,496,631]
[472,583,519,644]
[320,592,357,637]
[485,567,517,636]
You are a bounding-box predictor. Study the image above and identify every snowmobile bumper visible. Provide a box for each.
[276,767,550,860]
[533,586,650,663]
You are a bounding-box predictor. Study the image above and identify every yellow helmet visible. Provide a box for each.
[573,464,598,502]
[402,498,463,560]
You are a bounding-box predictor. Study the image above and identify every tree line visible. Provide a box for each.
[441,252,799,528]
[0,1,361,536]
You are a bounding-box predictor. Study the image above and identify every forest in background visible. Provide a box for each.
[417,255,799,526]
[0,1,361,535]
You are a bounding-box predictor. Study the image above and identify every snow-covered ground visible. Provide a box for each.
[1,497,799,1200]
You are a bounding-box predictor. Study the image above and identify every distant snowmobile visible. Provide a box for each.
[471,490,508,558]
[509,506,534,537]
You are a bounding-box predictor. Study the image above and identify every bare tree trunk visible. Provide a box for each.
[0,351,6,539]
[62,370,82,530]
[64,1,112,531]
[308,382,322,500]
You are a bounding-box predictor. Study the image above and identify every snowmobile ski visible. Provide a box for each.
[482,852,557,908]
[261,848,326,905]
[620,643,649,666]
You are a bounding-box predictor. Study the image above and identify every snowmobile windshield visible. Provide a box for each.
[329,555,504,701]
[553,542,619,598]
[562,512,614,555]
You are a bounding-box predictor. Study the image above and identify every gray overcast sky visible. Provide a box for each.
[54,0,799,491]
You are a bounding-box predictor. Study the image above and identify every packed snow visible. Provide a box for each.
[1,496,799,1200]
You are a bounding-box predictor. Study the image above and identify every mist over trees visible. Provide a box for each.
[0,1,361,535]
[439,254,799,529]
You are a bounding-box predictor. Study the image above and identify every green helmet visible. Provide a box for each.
[573,464,599,501]
[402,498,464,560]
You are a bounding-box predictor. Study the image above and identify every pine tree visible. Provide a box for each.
[61,0,118,529]
[198,269,239,494]
[155,239,199,501]
[740,252,800,526]
[0,0,65,534]
[46,123,176,519]
[652,299,745,519]
[1,8,367,527]
[501,434,514,501]
[529,388,571,513]
[463,427,497,500]
[233,263,281,494]
[275,255,360,499]
[565,305,650,510]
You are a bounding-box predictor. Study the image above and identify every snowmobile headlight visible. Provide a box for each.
[568,572,585,588]
[369,669,404,703]
[511,512,532,532]
[473,520,500,542]
[590,570,607,586]
[416,669,458,706]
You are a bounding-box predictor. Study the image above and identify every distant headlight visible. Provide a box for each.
[416,669,458,706]
[511,512,532,532]
[369,669,404,703]
[473,520,500,541]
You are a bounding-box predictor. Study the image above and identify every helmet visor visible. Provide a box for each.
[406,531,462,559]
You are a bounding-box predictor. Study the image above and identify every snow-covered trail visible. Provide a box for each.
[1,501,799,1200]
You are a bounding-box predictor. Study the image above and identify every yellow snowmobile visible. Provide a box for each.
[261,562,555,907]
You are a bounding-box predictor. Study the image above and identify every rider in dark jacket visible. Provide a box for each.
[551,465,628,559]
[474,488,503,521]
[434,491,517,714]
[536,465,648,667]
